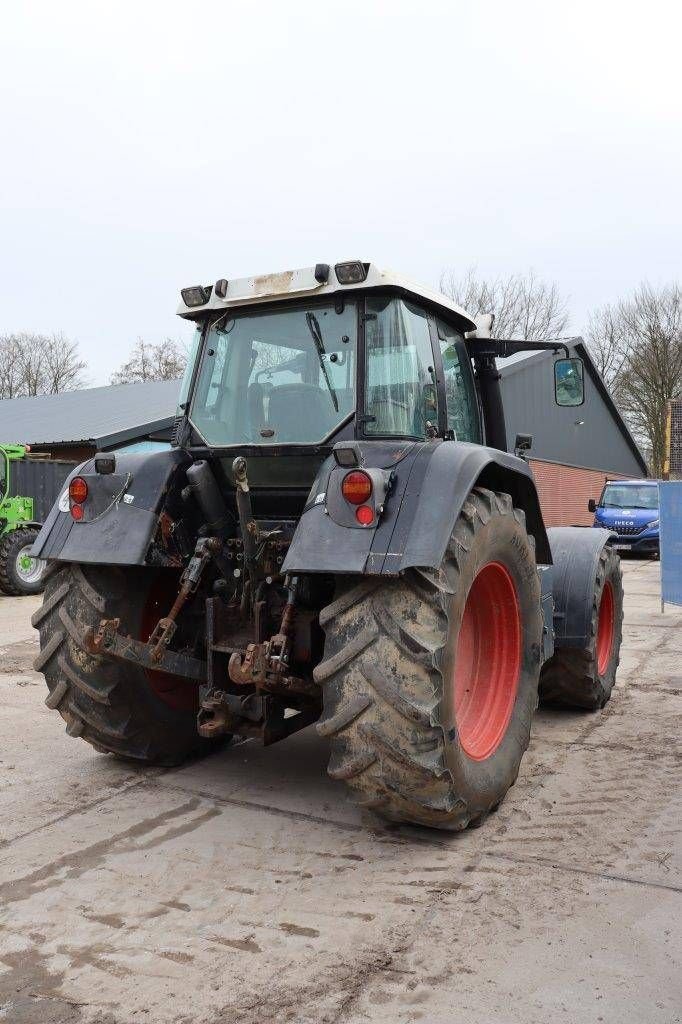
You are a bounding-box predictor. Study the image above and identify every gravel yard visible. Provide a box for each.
[0,559,680,1024]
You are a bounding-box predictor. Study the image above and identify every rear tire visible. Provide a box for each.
[314,488,544,830]
[0,527,46,596]
[32,563,214,765]
[539,545,623,710]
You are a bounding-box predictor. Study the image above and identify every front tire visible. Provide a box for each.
[32,563,213,765]
[314,488,543,830]
[0,527,47,595]
[539,545,623,710]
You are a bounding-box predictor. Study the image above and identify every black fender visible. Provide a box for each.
[547,526,614,648]
[283,440,551,576]
[31,450,190,566]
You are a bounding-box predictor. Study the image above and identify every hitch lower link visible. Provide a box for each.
[147,536,221,663]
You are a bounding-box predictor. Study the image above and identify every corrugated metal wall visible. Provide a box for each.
[529,459,629,526]
[8,458,74,521]
[501,350,645,477]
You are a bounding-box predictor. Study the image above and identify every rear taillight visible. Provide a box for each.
[341,471,372,505]
[69,477,88,504]
[69,476,88,520]
[355,504,374,525]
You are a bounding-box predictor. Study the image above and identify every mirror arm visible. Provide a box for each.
[472,339,570,360]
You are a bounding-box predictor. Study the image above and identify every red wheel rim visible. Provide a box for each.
[453,562,522,761]
[596,581,615,676]
[140,575,199,713]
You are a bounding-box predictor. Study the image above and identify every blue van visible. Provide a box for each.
[589,479,659,556]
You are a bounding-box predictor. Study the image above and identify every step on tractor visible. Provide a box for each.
[31,262,623,830]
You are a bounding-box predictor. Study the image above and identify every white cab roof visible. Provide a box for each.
[177,262,477,331]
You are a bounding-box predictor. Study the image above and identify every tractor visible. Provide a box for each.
[0,444,71,596]
[31,262,623,829]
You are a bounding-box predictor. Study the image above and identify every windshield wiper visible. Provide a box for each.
[305,312,339,412]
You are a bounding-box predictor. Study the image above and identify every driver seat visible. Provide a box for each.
[267,383,332,441]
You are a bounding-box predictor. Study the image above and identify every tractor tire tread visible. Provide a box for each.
[33,563,209,765]
[316,487,540,830]
[539,546,623,709]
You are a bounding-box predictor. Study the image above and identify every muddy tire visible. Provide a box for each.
[0,527,46,596]
[32,562,214,765]
[314,487,544,830]
[539,545,623,710]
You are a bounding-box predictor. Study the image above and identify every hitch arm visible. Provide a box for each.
[148,536,222,662]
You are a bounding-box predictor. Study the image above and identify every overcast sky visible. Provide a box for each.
[1,1,680,386]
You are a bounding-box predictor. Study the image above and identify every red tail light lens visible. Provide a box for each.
[70,503,84,521]
[356,504,374,525]
[341,471,372,505]
[69,477,88,504]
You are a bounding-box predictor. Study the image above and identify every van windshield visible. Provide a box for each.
[189,301,357,445]
[600,484,658,510]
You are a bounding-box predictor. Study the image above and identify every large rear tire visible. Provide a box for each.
[539,545,623,710]
[32,563,213,765]
[314,487,544,830]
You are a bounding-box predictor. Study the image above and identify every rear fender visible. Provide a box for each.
[547,526,614,648]
[283,441,551,576]
[31,450,190,566]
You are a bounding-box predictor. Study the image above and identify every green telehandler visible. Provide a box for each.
[0,444,72,596]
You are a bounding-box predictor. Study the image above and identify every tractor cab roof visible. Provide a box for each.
[177,261,478,333]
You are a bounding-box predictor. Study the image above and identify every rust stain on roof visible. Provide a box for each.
[253,271,294,295]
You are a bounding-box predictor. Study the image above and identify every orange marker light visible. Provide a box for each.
[341,471,372,505]
[69,477,88,504]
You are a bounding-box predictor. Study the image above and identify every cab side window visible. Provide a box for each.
[435,319,481,442]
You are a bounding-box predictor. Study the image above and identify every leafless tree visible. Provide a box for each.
[586,304,632,398]
[440,267,570,341]
[0,332,87,399]
[615,283,682,476]
[110,338,187,385]
[42,333,88,393]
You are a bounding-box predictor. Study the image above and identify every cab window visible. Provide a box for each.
[435,318,481,442]
[364,297,437,438]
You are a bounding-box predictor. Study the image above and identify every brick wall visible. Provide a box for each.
[528,460,631,527]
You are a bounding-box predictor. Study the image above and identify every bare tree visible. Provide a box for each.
[111,338,187,385]
[586,304,632,398]
[615,283,682,476]
[42,333,88,393]
[440,267,570,341]
[0,332,87,399]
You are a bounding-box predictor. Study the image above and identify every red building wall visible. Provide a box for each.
[528,459,631,527]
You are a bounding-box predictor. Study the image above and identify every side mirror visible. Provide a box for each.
[514,433,533,459]
[554,357,585,407]
[588,498,596,513]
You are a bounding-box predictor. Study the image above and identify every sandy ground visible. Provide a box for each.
[0,559,680,1024]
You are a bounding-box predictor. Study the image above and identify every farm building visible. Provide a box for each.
[499,337,648,525]
[0,379,179,461]
[0,338,645,527]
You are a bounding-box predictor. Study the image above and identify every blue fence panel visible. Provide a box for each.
[660,482,682,608]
